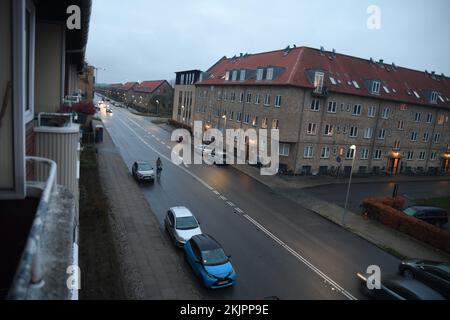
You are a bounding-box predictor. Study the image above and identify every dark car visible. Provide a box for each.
[402,206,448,226]
[399,259,450,299]
[357,272,445,300]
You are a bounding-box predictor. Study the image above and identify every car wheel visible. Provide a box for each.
[402,269,415,279]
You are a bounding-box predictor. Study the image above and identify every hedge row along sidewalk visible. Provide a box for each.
[362,197,450,254]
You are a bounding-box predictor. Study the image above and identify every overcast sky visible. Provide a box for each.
[86,0,450,84]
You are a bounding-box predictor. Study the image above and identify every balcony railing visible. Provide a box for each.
[7,157,57,299]
[311,86,328,97]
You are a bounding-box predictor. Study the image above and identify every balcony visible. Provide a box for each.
[311,86,328,97]
[1,157,78,300]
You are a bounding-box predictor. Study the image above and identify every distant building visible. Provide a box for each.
[172,70,204,128]
[195,46,450,175]
[130,80,174,114]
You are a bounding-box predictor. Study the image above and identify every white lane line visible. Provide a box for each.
[226,201,235,207]
[243,214,357,300]
[156,138,160,142]
[116,116,356,301]
[219,195,228,201]
[213,190,220,195]
[161,142,166,145]
[166,146,171,150]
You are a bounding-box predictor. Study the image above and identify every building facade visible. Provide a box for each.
[194,47,450,175]
[172,70,203,128]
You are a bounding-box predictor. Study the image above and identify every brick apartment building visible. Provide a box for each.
[172,70,203,127]
[194,46,450,175]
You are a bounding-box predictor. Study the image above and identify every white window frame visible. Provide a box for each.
[256,68,263,81]
[264,94,270,106]
[381,107,390,119]
[410,131,418,142]
[423,132,429,143]
[397,120,404,130]
[430,151,437,161]
[275,95,282,108]
[255,94,260,104]
[324,124,333,136]
[313,71,324,93]
[321,147,330,159]
[310,99,320,111]
[426,113,433,123]
[414,112,421,122]
[307,123,317,135]
[231,70,238,81]
[266,67,274,80]
[364,128,373,139]
[304,146,314,159]
[368,105,376,118]
[24,0,35,123]
[239,69,246,81]
[378,128,386,140]
[434,133,440,143]
[372,81,381,94]
[352,104,362,116]
[406,151,414,160]
[374,149,382,160]
[419,151,426,161]
[361,148,369,160]
[327,101,337,113]
[349,126,358,138]
[431,91,438,104]
[279,143,290,157]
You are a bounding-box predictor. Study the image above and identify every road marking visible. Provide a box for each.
[161,142,165,145]
[226,201,235,207]
[243,214,357,300]
[166,146,171,150]
[213,190,220,195]
[219,195,228,201]
[115,116,356,301]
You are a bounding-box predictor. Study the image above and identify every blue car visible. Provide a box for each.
[184,234,237,289]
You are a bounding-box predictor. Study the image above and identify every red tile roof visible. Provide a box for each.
[121,82,139,91]
[199,46,450,109]
[134,80,166,93]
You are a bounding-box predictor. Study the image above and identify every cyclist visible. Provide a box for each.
[156,157,162,178]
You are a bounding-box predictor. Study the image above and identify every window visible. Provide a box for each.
[410,131,418,141]
[430,151,437,161]
[272,119,279,129]
[228,111,234,121]
[419,151,426,161]
[225,71,230,81]
[252,116,258,127]
[431,91,439,104]
[256,68,263,81]
[414,112,421,122]
[223,90,228,101]
[239,92,244,102]
[255,94,260,104]
[310,99,320,111]
[304,146,314,158]
[364,128,373,139]
[279,143,290,157]
[243,114,250,124]
[323,124,334,136]
[368,106,377,117]
[352,80,360,89]
[24,0,35,122]
[329,77,337,85]
[231,70,238,81]
[275,95,282,107]
[371,81,381,94]
[266,68,274,80]
[352,104,362,116]
[381,107,390,119]
[246,93,252,103]
[397,120,404,130]
[434,133,441,143]
[314,71,324,92]
[327,101,337,113]
[426,113,433,123]
[264,94,271,106]
[374,149,382,160]
[378,128,386,140]
[236,112,242,122]
[423,132,429,142]
[307,123,317,135]
[437,115,445,125]
[321,147,330,159]
[406,151,414,160]
[346,148,355,159]
[349,126,358,138]
[361,148,369,160]
[261,117,268,129]
[393,140,401,150]
[240,69,246,81]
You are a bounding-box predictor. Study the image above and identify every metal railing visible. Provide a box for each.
[37,112,74,127]
[7,156,57,300]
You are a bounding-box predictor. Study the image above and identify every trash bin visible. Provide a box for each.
[94,125,104,143]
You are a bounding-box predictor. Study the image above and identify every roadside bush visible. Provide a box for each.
[362,197,450,253]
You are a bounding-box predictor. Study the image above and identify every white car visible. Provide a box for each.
[164,207,202,247]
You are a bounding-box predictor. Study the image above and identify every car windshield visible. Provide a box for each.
[176,216,198,230]
[138,163,152,171]
[403,207,418,216]
[201,248,228,266]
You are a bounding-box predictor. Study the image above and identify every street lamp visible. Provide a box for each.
[181,105,185,123]
[342,145,356,226]
[156,99,160,115]
[222,114,227,133]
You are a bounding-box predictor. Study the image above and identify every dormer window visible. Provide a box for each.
[266,68,274,80]
[313,71,324,93]
[225,71,230,81]
[231,70,238,81]
[256,68,263,81]
[239,69,246,81]
[431,91,439,104]
[371,81,381,94]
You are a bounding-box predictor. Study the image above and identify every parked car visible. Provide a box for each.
[106,107,113,113]
[399,259,450,299]
[164,207,202,247]
[131,161,155,182]
[402,206,448,226]
[356,272,445,300]
[184,234,237,289]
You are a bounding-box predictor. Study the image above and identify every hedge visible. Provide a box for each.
[362,197,450,253]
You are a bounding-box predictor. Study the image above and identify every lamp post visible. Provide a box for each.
[342,145,356,226]
[156,99,160,115]
[222,114,227,133]
[181,105,185,123]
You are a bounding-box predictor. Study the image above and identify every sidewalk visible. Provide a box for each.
[234,164,450,263]
[96,129,201,299]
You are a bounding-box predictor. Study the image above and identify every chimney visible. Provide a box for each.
[320,46,325,55]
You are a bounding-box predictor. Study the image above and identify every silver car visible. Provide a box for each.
[132,161,155,182]
[165,207,202,247]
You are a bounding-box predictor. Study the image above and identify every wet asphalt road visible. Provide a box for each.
[97,96,400,300]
